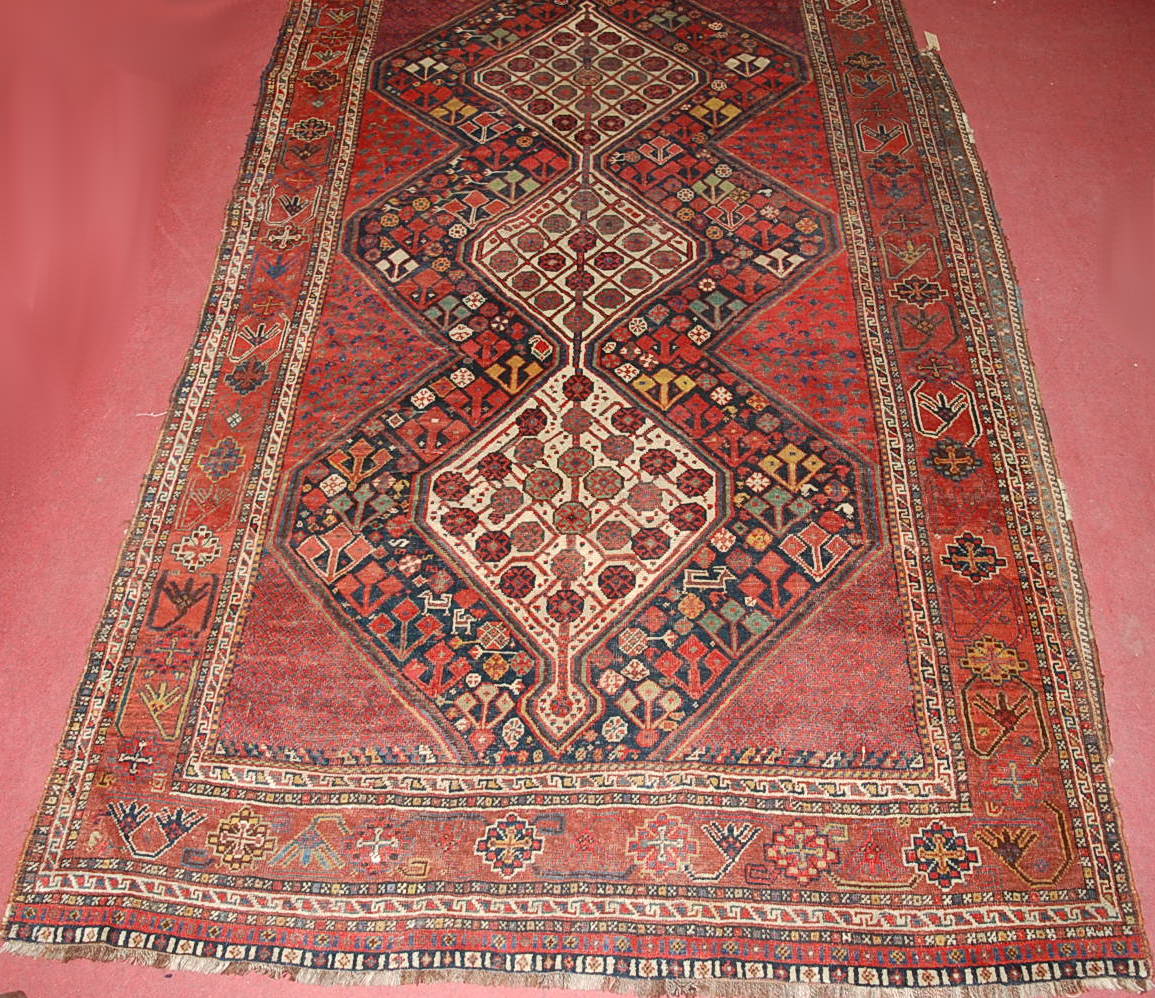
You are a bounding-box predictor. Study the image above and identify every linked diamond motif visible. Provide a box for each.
[289,0,871,762]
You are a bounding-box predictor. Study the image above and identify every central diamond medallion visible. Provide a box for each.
[420,367,725,746]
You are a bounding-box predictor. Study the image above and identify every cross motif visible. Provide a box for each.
[638,827,686,868]
[921,836,968,873]
[933,443,974,476]
[994,762,1038,801]
[144,632,193,676]
[357,827,399,865]
[117,740,154,775]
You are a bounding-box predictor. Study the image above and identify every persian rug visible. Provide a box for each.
[4,0,1149,992]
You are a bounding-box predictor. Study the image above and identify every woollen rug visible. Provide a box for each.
[3,0,1149,993]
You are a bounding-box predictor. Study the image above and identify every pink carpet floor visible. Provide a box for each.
[1,1,1151,995]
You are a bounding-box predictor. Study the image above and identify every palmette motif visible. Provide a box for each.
[3,0,1148,992]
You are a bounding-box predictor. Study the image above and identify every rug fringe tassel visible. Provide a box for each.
[2,940,1149,998]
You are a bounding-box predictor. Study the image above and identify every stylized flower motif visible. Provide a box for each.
[585,466,624,499]
[477,453,512,481]
[171,524,221,571]
[565,269,595,293]
[904,821,980,888]
[627,481,663,514]
[225,357,268,395]
[677,468,713,496]
[489,486,523,519]
[568,228,597,254]
[670,502,708,532]
[550,550,585,580]
[869,151,912,177]
[596,520,632,550]
[515,437,545,465]
[553,501,591,535]
[207,807,277,871]
[598,565,636,599]
[844,50,885,72]
[959,635,1029,684]
[510,521,545,551]
[611,407,646,433]
[199,437,244,482]
[289,116,332,141]
[640,448,677,476]
[632,526,670,561]
[441,507,479,537]
[560,407,593,434]
[546,588,584,623]
[743,471,771,493]
[303,67,339,91]
[516,407,548,435]
[475,530,511,563]
[941,532,1008,583]
[763,820,840,883]
[557,446,594,477]
[893,275,947,307]
[924,438,982,481]
[475,813,544,878]
[627,814,699,877]
[499,565,536,599]
[525,467,563,500]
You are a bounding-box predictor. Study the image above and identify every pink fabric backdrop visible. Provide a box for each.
[1,0,1151,994]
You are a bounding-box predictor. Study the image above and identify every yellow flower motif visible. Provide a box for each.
[960,636,1028,684]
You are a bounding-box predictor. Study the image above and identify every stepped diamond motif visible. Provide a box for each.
[471,175,700,340]
[420,365,725,743]
[473,7,701,152]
